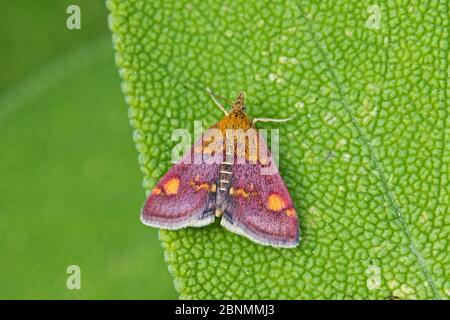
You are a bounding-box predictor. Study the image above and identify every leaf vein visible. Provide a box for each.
[293,0,441,299]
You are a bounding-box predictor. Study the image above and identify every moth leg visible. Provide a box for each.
[206,87,229,115]
[252,116,295,124]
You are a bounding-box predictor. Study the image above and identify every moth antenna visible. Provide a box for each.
[212,91,234,105]
[252,115,295,124]
[206,88,229,115]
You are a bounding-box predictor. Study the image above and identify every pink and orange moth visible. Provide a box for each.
[141,90,300,248]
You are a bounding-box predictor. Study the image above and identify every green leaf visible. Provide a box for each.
[0,0,108,90]
[0,37,176,299]
[107,0,449,299]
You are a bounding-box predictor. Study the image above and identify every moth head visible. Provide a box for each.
[232,92,246,112]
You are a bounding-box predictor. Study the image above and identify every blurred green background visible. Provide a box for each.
[0,1,177,299]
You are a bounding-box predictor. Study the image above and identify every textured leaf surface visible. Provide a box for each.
[108,0,449,299]
[1,1,176,299]
[0,37,176,299]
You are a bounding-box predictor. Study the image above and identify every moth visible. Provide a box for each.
[141,90,300,248]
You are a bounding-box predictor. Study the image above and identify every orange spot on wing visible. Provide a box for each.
[189,180,214,192]
[285,209,296,217]
[163,178,180,195]
[196,183,210,191]
[151,187,161,195]
[230,187,257,198]
[267,194,286,212]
